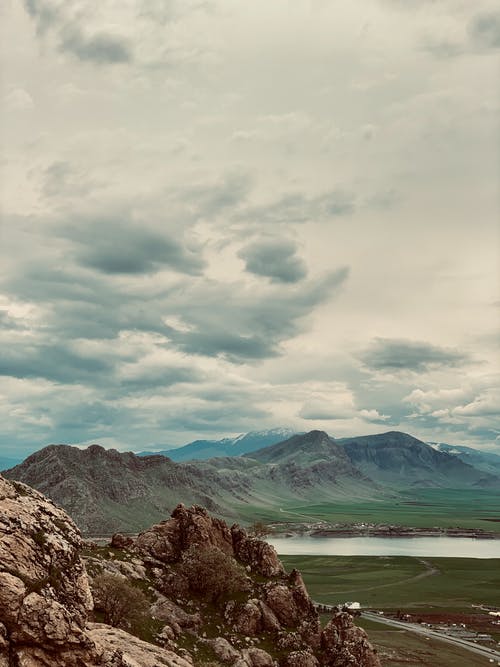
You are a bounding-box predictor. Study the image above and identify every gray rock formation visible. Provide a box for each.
[0,475,193,667]
[0,476,380,667]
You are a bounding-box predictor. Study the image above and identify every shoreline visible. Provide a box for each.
[270,523,500,540]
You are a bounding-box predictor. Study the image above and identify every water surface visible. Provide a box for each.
[267,535,500,559]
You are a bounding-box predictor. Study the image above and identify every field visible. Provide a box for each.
[280,555,500,610]
[245,488,500,532]
[355,618,493,667]
[281,555,500,667]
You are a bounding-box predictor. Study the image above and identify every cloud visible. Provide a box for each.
[4,88,34,111]
[452,392,500,418]
[163,268,349,361]
[359,409,391,422]
[138,0,214,25]
[361,338,468,373]
[23,0,60,35]
[41,161,103,199]
[0,342,113,384]
[66,218,205,276]
[237,189,355,226]
[469,11,500,50]
[238,239,307,284]
[59,27,132,64]
[23,0,132,65]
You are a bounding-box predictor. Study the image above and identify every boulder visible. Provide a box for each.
[110,533,134,549]
[208,636,242,663]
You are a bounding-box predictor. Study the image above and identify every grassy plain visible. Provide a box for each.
[237,489,500,532]
[283,555,500,666]
[355,618,491,667]
[280,555,500,610]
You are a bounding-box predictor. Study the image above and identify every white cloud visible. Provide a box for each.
[4,88,34,111]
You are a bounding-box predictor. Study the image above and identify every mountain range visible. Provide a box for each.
[3,430,498,534]
[137,427,298,461]
[428,442,500,476]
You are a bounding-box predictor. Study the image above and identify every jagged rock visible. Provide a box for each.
[283,651,319,667]
[265,584,301,626]
[110,533,134,549]
[1,480,380,667]
[151,596,201,630]
[234,599,262,635]
[136,504,233,562]
[242,647,275,667]
[89,623,193,666]
[208,637,242,663]
[231,526,284,577]
[0,475,192,667]
[321,613,380,667]
[288,570,314,614]
[258,601,281,633]
[135,504,283,580]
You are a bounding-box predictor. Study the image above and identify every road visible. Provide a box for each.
[362,610,500,663]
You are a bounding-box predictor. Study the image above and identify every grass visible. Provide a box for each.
[280,555,500,610]
[283,555,500,666]
[246,488,500,533]
[355,618,492,667]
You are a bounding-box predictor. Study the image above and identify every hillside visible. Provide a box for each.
[4,430,498,535]
[335,432,497,488]
[2,437,380,534]
[0,474,381,667]
[1,444,257,533]
[429,442,500,477]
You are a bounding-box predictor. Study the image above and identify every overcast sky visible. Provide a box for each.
[1,0,499,457]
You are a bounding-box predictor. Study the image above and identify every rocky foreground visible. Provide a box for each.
[0,474,380,667]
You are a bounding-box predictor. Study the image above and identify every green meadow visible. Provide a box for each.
[282,555,500,666]
[238,488,500,533]
[355,618,492,667]
[280,555,500,611]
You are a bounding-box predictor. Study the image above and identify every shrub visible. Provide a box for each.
[91,573,149,631]
[249,521,272,538]
[179,545,249,603]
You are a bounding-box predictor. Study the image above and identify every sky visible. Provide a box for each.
[1,0,499,458]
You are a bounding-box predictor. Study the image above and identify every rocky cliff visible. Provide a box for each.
[0,475,380,667]
[0,474,196,667]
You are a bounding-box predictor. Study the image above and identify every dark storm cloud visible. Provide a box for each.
[469,11,500,49]
[164,268,349,361]
[120,365,204,390]
[237,189,355,225]
[59,27,132,64]
[0,343,113,384]
[238,239,307,284]
[361,338,468,372]
[68,219,204,276]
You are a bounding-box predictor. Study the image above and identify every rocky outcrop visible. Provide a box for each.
[0,475,193,667]
[321,613,380,667]
[131,504,380,667]
[135,503,284,577]
[0,477,380,667]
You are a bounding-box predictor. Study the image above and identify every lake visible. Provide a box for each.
[267,535,500,559]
